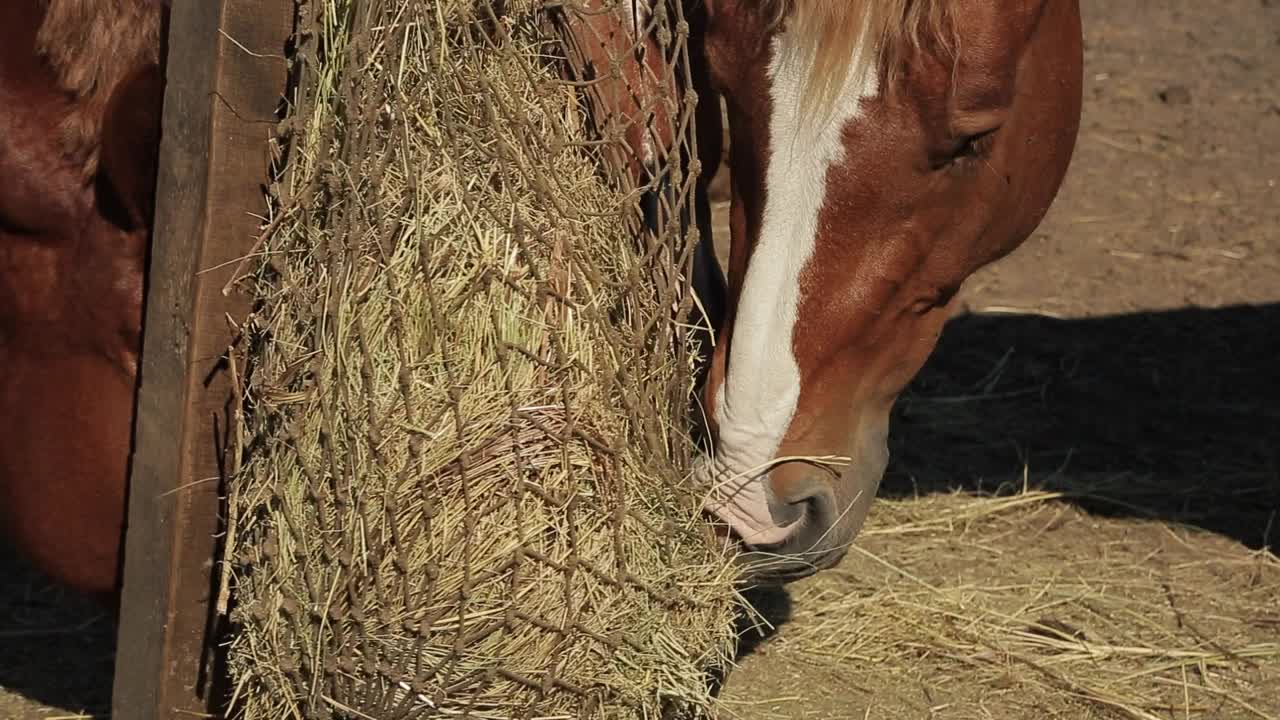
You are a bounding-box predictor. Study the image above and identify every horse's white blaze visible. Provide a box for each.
[702,30,879,544]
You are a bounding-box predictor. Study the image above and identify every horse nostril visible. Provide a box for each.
[774,476,834,519]
[764,490,807,528]
[701,473,837,552]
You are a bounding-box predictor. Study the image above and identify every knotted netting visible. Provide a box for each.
[221,0,740,717]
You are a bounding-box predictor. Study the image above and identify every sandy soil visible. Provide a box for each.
[2,0,1277,717]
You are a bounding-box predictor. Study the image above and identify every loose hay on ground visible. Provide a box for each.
[222,1,739,718]
[729,488,1280,720]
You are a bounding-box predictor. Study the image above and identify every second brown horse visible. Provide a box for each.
[0,0,167,609]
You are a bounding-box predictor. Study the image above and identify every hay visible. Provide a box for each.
[222,0,740,717]
[723,488,1280,719]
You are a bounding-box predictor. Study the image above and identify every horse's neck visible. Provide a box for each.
[35,0,165,176]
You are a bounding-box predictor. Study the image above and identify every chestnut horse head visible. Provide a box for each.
[0,0,167,607]
[695,0,1083,581]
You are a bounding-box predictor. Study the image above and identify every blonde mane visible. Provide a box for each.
[35,0,164,179]
[763,0,953,117]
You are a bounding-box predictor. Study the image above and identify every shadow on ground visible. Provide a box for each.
[886,301,1280,552]
[0,548,115,717]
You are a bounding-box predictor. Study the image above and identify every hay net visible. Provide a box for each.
[224,0,739,718]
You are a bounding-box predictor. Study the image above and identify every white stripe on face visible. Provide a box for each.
[702,28,879,545]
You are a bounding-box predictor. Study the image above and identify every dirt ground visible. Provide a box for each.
[2,0,1277,717]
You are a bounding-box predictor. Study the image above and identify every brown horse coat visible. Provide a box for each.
[0,0,165,607]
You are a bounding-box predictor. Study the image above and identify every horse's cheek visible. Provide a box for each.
[0,348,132,603]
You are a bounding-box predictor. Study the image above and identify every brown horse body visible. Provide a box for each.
[0,0,165,608]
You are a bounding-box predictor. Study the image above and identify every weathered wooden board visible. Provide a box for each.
[112,0,293,717]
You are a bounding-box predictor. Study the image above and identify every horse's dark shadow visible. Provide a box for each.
[0,548,116,717]
[729,301,1280,666]
[884,301,1280,551]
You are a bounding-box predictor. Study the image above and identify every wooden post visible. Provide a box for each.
[112,0,292,717]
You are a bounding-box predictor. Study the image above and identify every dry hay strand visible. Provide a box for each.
[222,0,739,718]
[748,488,1280,720]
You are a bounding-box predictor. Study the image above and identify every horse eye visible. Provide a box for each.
[929,127,999,170]
[952,128,998,160]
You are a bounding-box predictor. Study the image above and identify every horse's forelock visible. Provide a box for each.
[762,0,954,119]
[34,0,165,178]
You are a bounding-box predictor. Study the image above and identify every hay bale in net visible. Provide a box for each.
[223,0,739,717]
